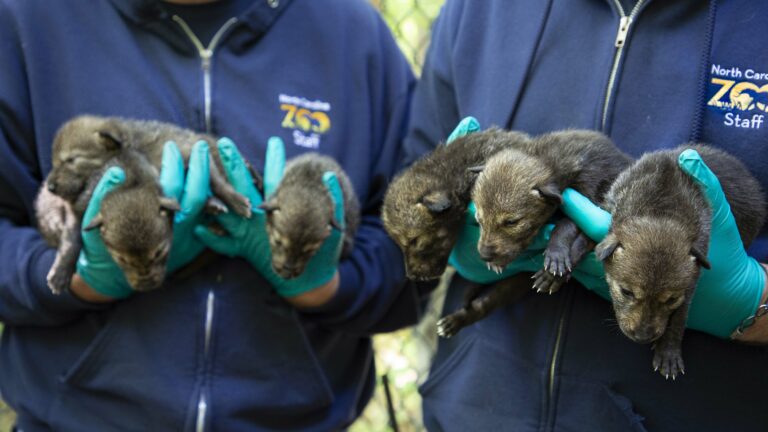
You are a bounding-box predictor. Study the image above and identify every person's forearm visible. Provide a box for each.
[70,274,117,304]
[284,271,339,309]
[733,263,768,343]
[732,264,768,343]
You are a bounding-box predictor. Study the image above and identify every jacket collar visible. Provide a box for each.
[106,0,294,50]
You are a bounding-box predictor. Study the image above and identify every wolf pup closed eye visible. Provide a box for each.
[259,153,360,279]
[596,144,766,379]
[435,129,631,338]
[38,115,260,294]
[382,129,531,281]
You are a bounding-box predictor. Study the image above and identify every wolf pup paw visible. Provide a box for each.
[543,243,572,278]
[436,313,467,338]
[227,192,253,219]
[532,269,567,294]
[652,344,685,380]
[47,263,74,295]
[204,197,229,215]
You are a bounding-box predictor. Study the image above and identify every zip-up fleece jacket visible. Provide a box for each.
[407,0,768,431]
[0,0,421,430]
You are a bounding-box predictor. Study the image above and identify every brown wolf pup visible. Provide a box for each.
[595,144,766,379]
[259,153,360,279]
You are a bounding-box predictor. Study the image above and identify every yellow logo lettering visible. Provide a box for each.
[280,104,331,134]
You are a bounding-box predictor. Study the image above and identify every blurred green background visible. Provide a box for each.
[0,1,446,430]
[353,2,446,430]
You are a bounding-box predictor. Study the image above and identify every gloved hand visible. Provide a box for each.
[445,117,564,284]
[76,167,133,298]
[161,140,211,272]
[560,149,766,338]
[194,137,345,297]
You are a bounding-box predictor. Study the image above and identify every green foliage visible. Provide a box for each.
[373,0,445,74]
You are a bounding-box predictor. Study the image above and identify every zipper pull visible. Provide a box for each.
[615,16,633,48]
[201,49,212,71]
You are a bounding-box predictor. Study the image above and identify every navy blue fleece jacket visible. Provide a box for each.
[0,0,422,430]
[409,1,768,431]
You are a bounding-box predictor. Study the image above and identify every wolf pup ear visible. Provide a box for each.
[159,196,181,212]
[97,131,123,151]
[690,246,711,269]
[83,213,104,231]
[258,201,280,213]
[467,165,485,175]
[596,235,622,261]
[420,190,452,213]
[532,183,563,205]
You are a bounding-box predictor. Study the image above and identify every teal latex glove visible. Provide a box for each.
[194,137,345,297]
[161,140,210,272]
[446,116,481,143]
[561,150,766,338]
[76,167,133,298]
[679,149,765,338]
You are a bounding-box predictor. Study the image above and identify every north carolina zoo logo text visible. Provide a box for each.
[708,64,768,130]
[278,94,331,149]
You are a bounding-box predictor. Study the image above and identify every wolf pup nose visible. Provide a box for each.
[597,144,766,379]
[260,153,360,280]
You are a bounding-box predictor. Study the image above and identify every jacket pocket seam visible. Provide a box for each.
[58,318,117,385]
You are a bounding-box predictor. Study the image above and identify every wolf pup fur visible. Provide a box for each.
[382,129,531,281]
[595,144,766,379]
[38,115,256,294]
[435,129,630,338]
[259,153,359,279]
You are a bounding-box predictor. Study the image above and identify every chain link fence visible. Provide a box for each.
[0,1,446,431]
[352,2,446,431]
[371,0,444,75]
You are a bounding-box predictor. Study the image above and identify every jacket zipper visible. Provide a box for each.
[547,313,566,401]
[172,16,239,134]
[171,18,236,432]
[543,304,567,431]
[601,0,647,130]
[194,290,215,432]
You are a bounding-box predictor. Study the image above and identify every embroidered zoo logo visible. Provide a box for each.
[278,94,331,149]
[708,64,768,130]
